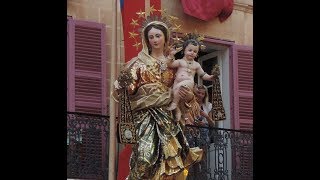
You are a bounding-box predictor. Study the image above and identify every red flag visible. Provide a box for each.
[121,0,161,62]
[117,145,132,180]
[180,0,233,22]
[121,0,145,62]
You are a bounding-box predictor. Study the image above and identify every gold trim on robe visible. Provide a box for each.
[122,57,203,180]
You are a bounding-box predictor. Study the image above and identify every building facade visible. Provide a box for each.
[67,0,253,179]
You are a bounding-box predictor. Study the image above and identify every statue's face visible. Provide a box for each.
[147,27,165,51]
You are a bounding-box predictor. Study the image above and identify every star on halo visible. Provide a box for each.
[129,31,139,39]
[171,24,182,32]
[149,5,157,15]
[133,41,141,50]
[136,9,146,18]
[172,34,182,44]
[130,19,139,28]
[159,9,167,15]
[197,34,205,41]
[168,15,179,21]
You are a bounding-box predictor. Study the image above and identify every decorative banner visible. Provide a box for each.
[117,144,132,180]
[121,0,161,62]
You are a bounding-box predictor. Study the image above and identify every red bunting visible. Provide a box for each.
[219,0,234,22]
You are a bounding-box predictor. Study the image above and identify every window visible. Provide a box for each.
[67,18,108,179]
[67,18,107,115]
[231,45,253,130]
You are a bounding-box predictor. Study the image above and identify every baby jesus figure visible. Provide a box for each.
[167,39,215,122]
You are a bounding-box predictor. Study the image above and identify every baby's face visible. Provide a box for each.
[184,44,199,60]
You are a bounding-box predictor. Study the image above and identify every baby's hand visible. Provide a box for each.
[168,45,183,58]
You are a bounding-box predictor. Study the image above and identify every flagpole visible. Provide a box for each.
[109,0,118,179]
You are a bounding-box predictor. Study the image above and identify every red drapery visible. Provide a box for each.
[117,144,132,180]
[180,0,233,22]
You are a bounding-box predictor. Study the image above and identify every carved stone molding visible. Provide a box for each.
[234,2,253,14]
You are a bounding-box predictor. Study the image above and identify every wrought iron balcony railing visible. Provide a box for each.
[67,112,110,180]
[66,112,252,180]
[185,125,253,180]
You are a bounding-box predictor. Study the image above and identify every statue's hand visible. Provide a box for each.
[117,69,133,88]
[168,45,183,59]
[179,85,194,102]
[114,80,122,90]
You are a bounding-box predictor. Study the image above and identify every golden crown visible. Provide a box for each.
[174,31,206,51]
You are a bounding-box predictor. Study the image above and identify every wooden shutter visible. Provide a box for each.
[231,45,253,130]
[231,45,253,180]
[67,18,107,115]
